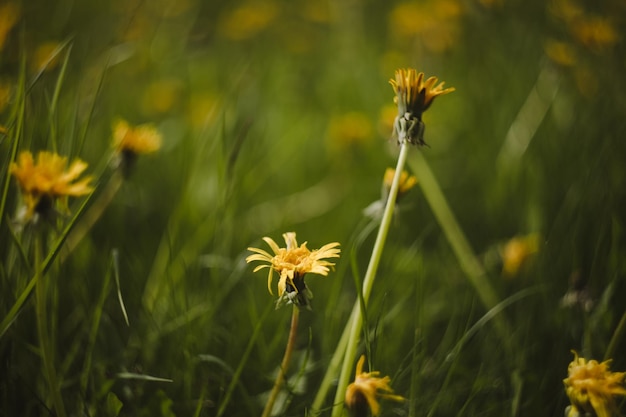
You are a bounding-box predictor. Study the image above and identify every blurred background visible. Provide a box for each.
[1,0,626,415]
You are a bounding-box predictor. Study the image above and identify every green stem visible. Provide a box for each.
[604,308,626,361]
[261,305,300,417]
[330,143,410,417]
[35,232,67,417]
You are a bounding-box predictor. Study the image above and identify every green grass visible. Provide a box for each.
[2,0,626,416]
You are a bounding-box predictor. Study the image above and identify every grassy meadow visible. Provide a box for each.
[1,0,626,416]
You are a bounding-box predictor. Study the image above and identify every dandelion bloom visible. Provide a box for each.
[501,233,539,277]
[389,68,454,146]
[10,151,93,222]
[345,355,404,417]
[112,119,162,156]
[564,351,626,417]
[383,168,417,197]
[246,232,340,308]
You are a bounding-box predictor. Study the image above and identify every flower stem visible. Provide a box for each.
[330,142,410,417]
[261,304,300,417]
[34,232,67,417]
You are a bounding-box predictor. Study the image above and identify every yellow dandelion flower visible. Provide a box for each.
[383,167,417,197]
[389,68,454,146]
[544,39,577,67]
[327,112,373,153]
[564,351,626,417]
[246,232,340,308]
[501,233,539,277]
[345,355,404,417]
[217,1,279,41]
[0,2,19,52]
[10,151,93,222]
[111,119,161,174]
[112,119,162,156]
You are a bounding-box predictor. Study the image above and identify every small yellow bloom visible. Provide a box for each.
[10,151,93,222]
[389,68,454,146]
[501,233,539,277]
[564,351,626,417]
[246,232,340,308]
[0,2,19,52]
[345,355,404,417]
[112,119,162,156]
[383,168,417,197]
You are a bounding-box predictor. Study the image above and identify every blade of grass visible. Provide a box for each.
[216,300,273,417]
[111,248,129,326]
[0,54,25,231]
[48,42,73,153]
[0,185,98,337]
[80,250,114,392]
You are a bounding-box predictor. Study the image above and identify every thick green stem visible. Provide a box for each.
[35,232,67,417]
[261,305,300,417]
[330,143,410,417]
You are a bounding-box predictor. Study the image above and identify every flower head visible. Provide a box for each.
[112,119,161,174]
[10,151,93,222]
[246,232,340,308]
[501,233,539,277]
[564,351,626,417]
[345,355,404,417]
[364,168,417,220]
[389,68,454,146]
[383,168,417,198]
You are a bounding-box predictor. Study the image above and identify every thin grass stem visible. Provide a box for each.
[261,304,300,417]
[330,142,410,417]
[34,231,67,417]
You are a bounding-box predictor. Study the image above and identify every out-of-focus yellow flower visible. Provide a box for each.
[390,68,454,146]
[112,119,162,156]
[564,351,626,417]
[188,92,221,129]
[345,355,404,417]
[389,0,463,53]
[0,2,19,52]
[246,232,340,308]
[501,233,539,277]
[571,16,619,51]
[141,78,183,115]
[544,39,577,66]
[383,168,417,197]
[327,112,373,153]
[112,119,162,174]
[574,67,598,98]
[32,42,62,73]
[217,1,279,41]
[10,151,93,222]
[0,79,12,114]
